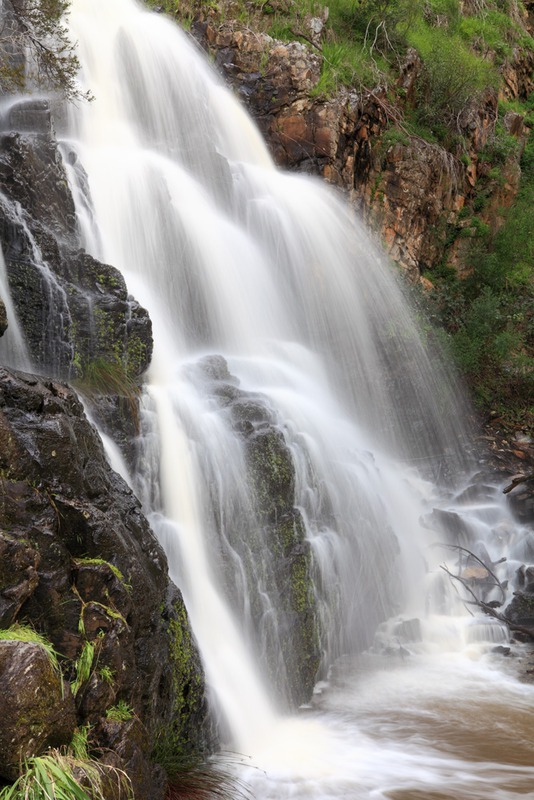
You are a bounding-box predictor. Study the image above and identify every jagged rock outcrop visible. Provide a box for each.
[191,18,531,281]
[190,355,321,707]
[0,99,152,381]
[0,368,211,796]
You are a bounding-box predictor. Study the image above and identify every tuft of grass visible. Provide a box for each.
[76,357,141,400]
[73,557,126,584]
[311,39,388,97]
[105,699,134,723]
[98,666,115,685]
[71,641,95,697]
[164,755,252,800]
[0,746,132,800]
[0,624,60,674]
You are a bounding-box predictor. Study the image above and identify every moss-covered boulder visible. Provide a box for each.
[193,355,321,707]
[0,639,76,780]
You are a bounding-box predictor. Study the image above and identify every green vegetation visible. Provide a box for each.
[0,0,90,100]
[73,557,127,585]
[71,640,95,696]
[0,737,132,800]
[0,624,60,674]
[151,749,251,800]
[76,356,140,398]
[407,25,497,131]
[422,103,533,429]
[98,665,115,685]
[106,699,134,722]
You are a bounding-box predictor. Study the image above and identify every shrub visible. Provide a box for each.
[408,24,497,130]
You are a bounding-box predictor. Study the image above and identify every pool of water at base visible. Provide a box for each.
[237,646,534,800]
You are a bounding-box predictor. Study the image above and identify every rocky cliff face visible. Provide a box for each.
[190,11,532,282]
[0,368,210,798]
[0,97,210,799]
[0,99,152,381]
[190,355,321,707]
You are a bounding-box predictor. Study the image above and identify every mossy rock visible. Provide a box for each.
[0,640,76,780]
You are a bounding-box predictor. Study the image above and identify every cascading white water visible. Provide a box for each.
[53,0,534,795]
[0,240,30,369]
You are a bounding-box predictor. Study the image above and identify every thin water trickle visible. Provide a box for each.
[51,0,534,795]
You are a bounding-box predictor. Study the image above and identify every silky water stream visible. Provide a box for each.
[57,0,534,796]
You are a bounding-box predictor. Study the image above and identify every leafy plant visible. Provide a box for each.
[105,700,134,723]
[0,745,132,800]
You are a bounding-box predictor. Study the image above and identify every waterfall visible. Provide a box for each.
[41,0,534,795]
[0,239,30,370]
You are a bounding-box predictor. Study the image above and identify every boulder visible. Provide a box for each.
[0,640,76,780]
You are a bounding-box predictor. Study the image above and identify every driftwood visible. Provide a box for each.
[438,543,534,641]
[503,473,534,494]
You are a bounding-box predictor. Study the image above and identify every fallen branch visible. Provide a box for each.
[440,563,534,640]
[503,473,534,494]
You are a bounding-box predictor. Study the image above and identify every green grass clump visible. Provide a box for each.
[407,23,497,130]
[77,357,140,399]
[311,39,387,96]
[71,641,95,697]
[0,745,132,800]
[0,624,60,674]
[105,700,134,723]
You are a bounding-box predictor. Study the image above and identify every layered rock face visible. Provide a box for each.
[0,99,152,380]
[0,368,210,796]
[191,17,532,281]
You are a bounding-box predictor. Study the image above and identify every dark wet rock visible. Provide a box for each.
[492,645,511,655]
[192,354,321,707]
[505,591,534,633]
[0,368,211,796]
[506,478,534,524]
[453,483,497,505]
[516,565,534,592]
[0,528,40,628]
[0,640,77,780]
[95,718,167,800]
[393,618,422,643]
[0,297,7,335]
[421,507,473,543]
[0,124,152,388]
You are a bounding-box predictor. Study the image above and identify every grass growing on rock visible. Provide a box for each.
[0,624,60,674]
[0,744,132,800]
